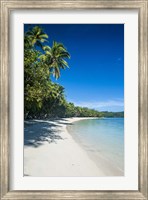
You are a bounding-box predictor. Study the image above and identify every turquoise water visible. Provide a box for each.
[67,118,124,172]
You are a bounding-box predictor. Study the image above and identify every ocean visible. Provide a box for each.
[67,118,124,173]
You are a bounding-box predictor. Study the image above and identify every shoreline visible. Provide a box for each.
[24,117,123,177]
[67,118,124,176]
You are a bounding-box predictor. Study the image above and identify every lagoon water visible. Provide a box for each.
[67,118,124,174]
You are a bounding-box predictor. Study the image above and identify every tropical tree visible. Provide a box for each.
[24,26,71,118]
[40,41,70,79]
[25,26,48,48]
[24,25,121,119]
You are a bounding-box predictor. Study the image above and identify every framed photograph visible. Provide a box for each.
[0,0,147,199]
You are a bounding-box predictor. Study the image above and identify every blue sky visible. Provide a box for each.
[25,24,124,111]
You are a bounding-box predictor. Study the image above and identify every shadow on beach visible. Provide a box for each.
[24,120,65,148]
[49,118,73,126]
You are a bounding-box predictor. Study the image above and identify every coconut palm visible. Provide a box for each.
[40,41,70,79]
[25,26,48,48]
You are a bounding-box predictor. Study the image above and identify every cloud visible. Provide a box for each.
[74,100,124,109]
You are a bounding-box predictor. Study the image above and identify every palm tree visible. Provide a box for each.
[25,26,48,48]
[40,41,70,79]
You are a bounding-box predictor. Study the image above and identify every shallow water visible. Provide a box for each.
[67,118,124,172]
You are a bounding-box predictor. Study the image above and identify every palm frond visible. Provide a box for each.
[45,45,51,50]
[54,65,60,79]
[60,59,69,68]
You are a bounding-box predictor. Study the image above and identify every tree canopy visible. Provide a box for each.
[24,26,124,119]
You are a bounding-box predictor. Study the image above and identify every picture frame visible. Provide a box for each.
[0,0,147,199]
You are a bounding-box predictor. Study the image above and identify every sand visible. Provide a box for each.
[24,117,123,177]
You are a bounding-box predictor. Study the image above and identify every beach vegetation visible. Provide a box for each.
[24,25,124,119]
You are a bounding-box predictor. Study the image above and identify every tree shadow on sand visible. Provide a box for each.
[48,118,74,126]
[24,120,64,148]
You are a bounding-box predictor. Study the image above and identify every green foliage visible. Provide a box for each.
[100,111,124,118]
[25,26,48,48]
[24,26,72,119]
[24,25,124,119]
[40,41,70,79]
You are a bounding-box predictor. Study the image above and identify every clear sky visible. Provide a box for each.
[25,24,124,112]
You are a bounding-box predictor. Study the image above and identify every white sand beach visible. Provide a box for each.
[24,117,123,177]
